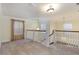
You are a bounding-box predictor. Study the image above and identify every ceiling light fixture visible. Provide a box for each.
[42,4,60,14]
[47,5,54,13]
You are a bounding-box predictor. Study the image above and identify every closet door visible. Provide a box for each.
[11,19,24,41]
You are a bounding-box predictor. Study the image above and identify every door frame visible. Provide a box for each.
[11,19,25,41]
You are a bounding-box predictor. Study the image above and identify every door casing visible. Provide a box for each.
[11,19,25,41]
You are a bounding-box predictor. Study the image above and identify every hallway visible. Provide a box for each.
[1,3,79,55]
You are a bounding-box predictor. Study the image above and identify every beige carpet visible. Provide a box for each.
[0,39,79,55]
[0,40,51,55]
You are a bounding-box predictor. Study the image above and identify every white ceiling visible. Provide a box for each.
[1,3,79,19]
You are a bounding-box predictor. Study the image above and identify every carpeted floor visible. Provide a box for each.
[0,39,79,55]
[0,40,51,55]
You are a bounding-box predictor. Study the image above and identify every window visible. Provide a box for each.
[64,23,72,30]
[40,24,46,30]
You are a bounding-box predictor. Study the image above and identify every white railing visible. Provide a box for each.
[26,29,79,48]
[26,29,46,42]
[50,30,79,48]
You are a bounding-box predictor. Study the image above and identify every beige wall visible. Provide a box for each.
[1,16,11,42]
[0,4,11,42]
[0,4,2,43]
[50,11,79,31]
[0,5,1,39]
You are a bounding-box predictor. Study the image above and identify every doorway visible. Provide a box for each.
[11,19,25,41]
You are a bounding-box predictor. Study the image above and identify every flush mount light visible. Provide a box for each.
[47,5,54,13]
[42,4,60,14]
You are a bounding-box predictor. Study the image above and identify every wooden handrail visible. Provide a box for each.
[55,30,79,32]
[49,30,55,37]
[26,29,46,32]
[49,29,79,37]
